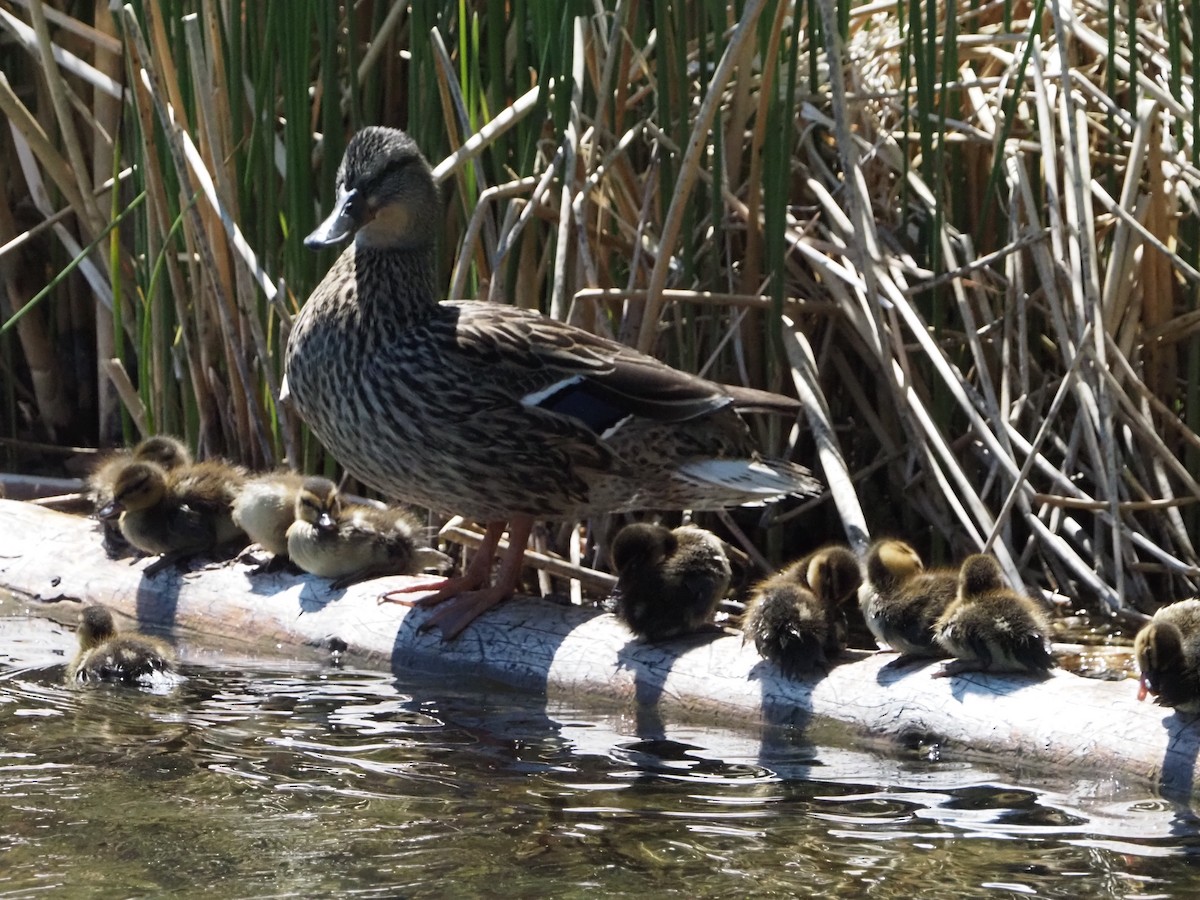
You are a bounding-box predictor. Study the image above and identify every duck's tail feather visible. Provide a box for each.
[675,458,821,505]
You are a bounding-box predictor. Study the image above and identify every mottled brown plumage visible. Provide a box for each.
[607,523,731,642]
[286,477,451,590]
[67,605,175,683]
[743,544,862,676]
[858,539,956,659]
[933,554,1054,676]
[1134,599,1200,712]
[284,126,818,638]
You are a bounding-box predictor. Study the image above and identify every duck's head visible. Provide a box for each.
[77,605,117,651]
[305,126,439,251]
[805,546,862,608]
[295,477,341,534]
[866,539,923,586]
[103,461,168,515]
[958,554,1005,599]
[1135,621,1185,701]
[611,523,677,574]
[133,435,191,471]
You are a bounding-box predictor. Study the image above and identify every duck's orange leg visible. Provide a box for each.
[379,521,506,607]
[410,517,534,640]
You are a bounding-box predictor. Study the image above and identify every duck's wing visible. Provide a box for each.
[446,302,788,432]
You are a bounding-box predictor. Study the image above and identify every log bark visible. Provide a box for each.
[0,498,1195,796]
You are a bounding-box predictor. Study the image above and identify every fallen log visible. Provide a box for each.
[0,498,1194,796]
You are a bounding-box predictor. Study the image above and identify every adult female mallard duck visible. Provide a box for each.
[1134,598,1200,712]
[858,539,956,660]
[232,470,308,566]
[90,435,193,554]
[67,604,176,683]
[606,522,731,642]
[286,476,452,589]
[743,544,861,676]
[283,126,818,639]
[106,458,247,573]
[932,554,1054,676]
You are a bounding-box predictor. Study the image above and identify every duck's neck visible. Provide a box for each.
[351,240,439,327]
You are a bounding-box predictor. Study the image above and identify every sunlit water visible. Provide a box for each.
[2,609,1199,899]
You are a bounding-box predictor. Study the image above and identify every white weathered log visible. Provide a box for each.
[0,498,1195,795]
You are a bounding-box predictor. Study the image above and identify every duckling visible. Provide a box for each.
[286,477,452,589]
[742,545,862,676]
[67,604,176,683]
[107,458,247,573]
[858,539,956,659]
[606,522,732,642]
[231,470,308,565]
[1134,599,1200,712]
[933,554,1054,676]
[286,126,819,640]
[90,435,193,554]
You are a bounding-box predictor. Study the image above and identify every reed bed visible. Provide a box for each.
[0,0,1195,619]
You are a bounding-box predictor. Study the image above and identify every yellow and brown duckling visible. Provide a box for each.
[858,539,956,660]
[742,544,862,676]
[90,435,193,555]
[1134,599,1200,712]
[67,604,176,683]
[106,457,248,573]
[606,523,732,642]
[932,554,1054,676]
[284,126,818,640]
[285,477,451,590]
[231,470,308,567]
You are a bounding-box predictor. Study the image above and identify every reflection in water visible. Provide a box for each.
[0,611,1197,899]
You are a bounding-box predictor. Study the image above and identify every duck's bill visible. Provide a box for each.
[304,186,359,248]
[1137,676,1150,702]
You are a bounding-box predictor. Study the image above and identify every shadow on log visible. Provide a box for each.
[0,499,1195,797]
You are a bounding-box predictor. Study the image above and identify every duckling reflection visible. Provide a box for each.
[1135,598,1200,712]
[286,477,451,590]
[933,554,1054,676]
[68,604,176,683]
[607,522,731,642]
[743,544,862,676]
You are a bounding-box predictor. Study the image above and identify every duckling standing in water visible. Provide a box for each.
[90,435,193,555]
[933,554,1054,676]
[232,471,308,569]
[67,605,176,683]
[106,458,247,574]
[606,523,732,642]
[286,477,451,590]
[743,545,862,676]
[858,539,956,660]
[1134,599,1200,712]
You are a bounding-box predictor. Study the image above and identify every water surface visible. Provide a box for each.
[1,607,1197,898]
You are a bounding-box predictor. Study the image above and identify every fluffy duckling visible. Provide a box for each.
[67,604,176,683]
[742,545,862,676]
[858,539,956,659]
[933,554,1054,676]
[90,435,193,554]
[231,470,308,562]
[107,458,247,573]
[607,523,732,642]
[286,477,452,589]
[1134,599,1200,712]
